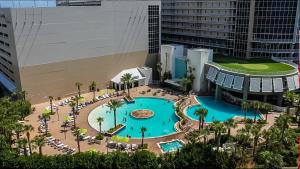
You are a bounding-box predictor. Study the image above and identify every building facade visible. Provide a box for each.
[162,0,299,60]
[0,0,160,103]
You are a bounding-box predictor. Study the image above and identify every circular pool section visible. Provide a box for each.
[88,97,179,138]
[186,96,260,122]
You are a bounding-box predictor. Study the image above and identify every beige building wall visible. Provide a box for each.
[20,50,148,104]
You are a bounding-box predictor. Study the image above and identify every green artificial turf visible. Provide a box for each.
[213,57,295,75]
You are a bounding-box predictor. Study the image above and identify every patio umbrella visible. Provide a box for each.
[119,136,129,143]
[42,109,51,114]
[111,135,121,142]
[64,116,71,122]
[79,97,85,103]
[79,128,87,135]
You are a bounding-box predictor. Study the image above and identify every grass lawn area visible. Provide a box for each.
[213,57,295,75]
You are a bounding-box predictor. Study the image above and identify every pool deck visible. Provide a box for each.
[23,85,281,155]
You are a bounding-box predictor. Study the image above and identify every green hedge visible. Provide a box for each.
[0,143,236,169]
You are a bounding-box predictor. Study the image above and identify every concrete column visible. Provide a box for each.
[118,83,121,91]
[246,0,256,59]
[263,95,268,102]
[243,76,250,101]
[215,85,222,100]
[277,94,283,106]
[207,81,211,94]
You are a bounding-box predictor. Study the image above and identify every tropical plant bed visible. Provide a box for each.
[106,124,125,136]
[124,96,135,103]
[138,144,148,149]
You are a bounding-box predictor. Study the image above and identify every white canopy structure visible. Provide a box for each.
[110,67,152,90]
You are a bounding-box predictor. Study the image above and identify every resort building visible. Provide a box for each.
[0,0,161,103]
[161,0,300,61]
[161,44,300,106]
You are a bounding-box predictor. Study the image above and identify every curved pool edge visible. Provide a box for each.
[87,96,181,139]
[184,95,264,123]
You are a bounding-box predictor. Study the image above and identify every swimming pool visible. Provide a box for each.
[186,96,260,122]
[158,140,184,153]
[88,97,179,138]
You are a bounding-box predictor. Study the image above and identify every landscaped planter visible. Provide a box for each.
[106,124,126,136]
[124,96,135,103]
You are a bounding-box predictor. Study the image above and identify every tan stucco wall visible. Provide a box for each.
[20,50,149,104]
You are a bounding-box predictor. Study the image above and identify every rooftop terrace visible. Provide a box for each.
[212,57,296,75]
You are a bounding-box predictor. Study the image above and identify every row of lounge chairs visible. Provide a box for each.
[38,119,48,133]
[46,136,76,154]
[107,141,138,151]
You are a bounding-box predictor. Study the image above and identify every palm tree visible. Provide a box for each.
[107,99,123,128]
[41,112,50,135]
[69,101,77,129]
[33,135,45,155]
[23,124,34,155]
[241,101,250,120]
[251,101,262,122]
[224,118,237,137]
[14,123,24,142]
[209,121,226,150]
[275,115,292,144]
[17,138,28,156]
[156,62,162,83]
[75,82,83,97]
[90,81,97,102]
[200,127,210,144]
[96,117,104,133]
[261,103,272,121]
[194,108,208,130]
[73,128,82,153]
[121,73,135,97]
[180,78,192,93]
[283,91,298,114]
[250,123,264,156]
[140,127,147,149]
[48,96,53,115]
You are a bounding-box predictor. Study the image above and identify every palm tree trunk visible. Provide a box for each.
[254,111,257,122]
[127,83,130,97]
[27,136,32,155]
[114,110,117,128]
[50,100,53,114]
[44,118,48,135]
[217,133,221,150]
[141,134,144,147]
[99,123,101,133]
[77,135,81,153]
[93,91,96,102]
[265,113,268,121]
[244,110,247,119]
[39,146,42,155]
[227,129,231,137]
[24,146,28,156]
[253,139,257,156]
[204,136,207,144]
[201,119,204,129]
[78,87,81,98]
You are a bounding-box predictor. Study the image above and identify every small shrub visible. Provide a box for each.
[138,144,148,149]
[95,133,104,140]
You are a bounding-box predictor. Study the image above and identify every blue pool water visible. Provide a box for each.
[159,140,184,153]
[186,96,260,122]
[88,97,178,138]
